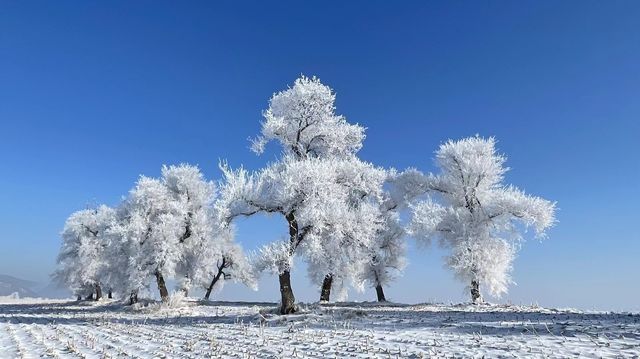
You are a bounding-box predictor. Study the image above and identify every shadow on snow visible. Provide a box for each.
[0,300,638,340]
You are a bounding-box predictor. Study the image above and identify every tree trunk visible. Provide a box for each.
[471,279,482,304]
[76,295,82,301]
[279,270,296,314]
[155,270,169,302]
[204,270,225,300]
[278,211,300,315]
[107,289,112,299]
[85,293,94,301]
[94,284,102,301]
[129,290,138,305]
[320,274,332,302]
[375,284,386,302]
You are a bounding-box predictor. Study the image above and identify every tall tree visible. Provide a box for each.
[408,136,556,303]
[221,76,385,313]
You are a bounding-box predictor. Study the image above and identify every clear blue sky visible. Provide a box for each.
[1,1,638,311]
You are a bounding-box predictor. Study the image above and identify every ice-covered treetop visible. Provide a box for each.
[161,164,216,211]
[61,205,116,242]
[127,176,173,219]
[433,136,507,199]
[124,164,215,218]
[251,76,365,159]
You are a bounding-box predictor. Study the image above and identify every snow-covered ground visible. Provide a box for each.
[0,297,638,358]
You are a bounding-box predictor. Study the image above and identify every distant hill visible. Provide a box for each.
[0,274,39,297]
[0,274,72,299]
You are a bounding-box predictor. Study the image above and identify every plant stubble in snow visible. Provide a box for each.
[0,297,638,358]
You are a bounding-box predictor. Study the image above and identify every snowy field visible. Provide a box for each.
[0,297,638,358]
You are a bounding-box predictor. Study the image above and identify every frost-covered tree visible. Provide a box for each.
[202,238,256,300]
[119,176,178,301]
[220,76,385,313]
[161,164,222,296]
[356,169,434,302]
[408,136,556,303]
[115,164,254,302]
[161,164,256,299]
[253,75,387,303]
[358,204,406,302]
[309,178,392,303]
[53,205,116,300]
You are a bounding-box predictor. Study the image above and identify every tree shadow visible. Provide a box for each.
[1,300,638,341]
[317,303,640,340]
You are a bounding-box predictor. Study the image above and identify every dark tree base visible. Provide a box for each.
[155,271,169,302]
[279,271,296,314]
[129,291,138,305]
[471,280,482,304]
[95,284,102,301]
[375,284,386,302]
[320,275,332,302]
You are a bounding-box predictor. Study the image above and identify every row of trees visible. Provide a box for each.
[54,76,556,314]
